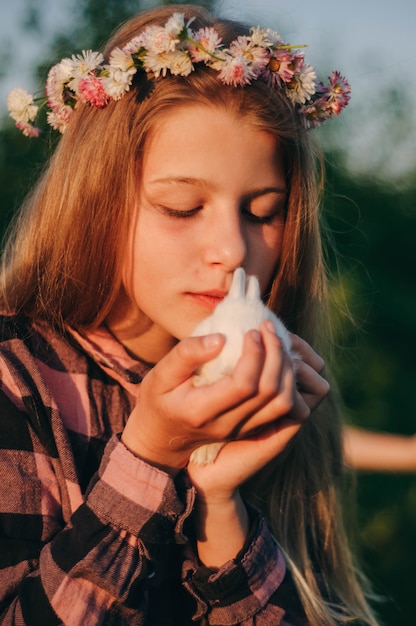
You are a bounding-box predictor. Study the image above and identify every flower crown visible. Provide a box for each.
[7,12,350,137]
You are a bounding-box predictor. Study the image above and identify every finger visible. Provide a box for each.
[295,359,330,411]
[289,333,325,372]
[187,329,266,414]
[215,417,303,480]
[233,348,296,439]
[152,333,225,391]
[257,320,288,398]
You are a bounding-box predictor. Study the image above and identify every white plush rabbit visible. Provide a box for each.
[189,267,294,465]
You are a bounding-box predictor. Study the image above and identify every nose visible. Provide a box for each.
[201,207,247,271]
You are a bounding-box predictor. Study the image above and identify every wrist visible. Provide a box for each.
[121,427,186,477]
[194,490,249,567]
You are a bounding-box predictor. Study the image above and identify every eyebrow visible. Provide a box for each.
[147,176,287,196]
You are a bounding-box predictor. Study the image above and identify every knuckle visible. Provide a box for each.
[175,337,192,360]
[298,403,311,421]
[188,413,206,429]
[277,395,295,416]
[321,378,331,396]
[259,381,278,401]
[234,377,258,398]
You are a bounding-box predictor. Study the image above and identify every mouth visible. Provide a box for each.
[187,290,227,310]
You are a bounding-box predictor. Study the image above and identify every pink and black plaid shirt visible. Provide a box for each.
[0,313,305,625]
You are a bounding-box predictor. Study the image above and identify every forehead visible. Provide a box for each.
[141,103,284,186]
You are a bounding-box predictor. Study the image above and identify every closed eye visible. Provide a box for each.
[242,209,284,225]
[159,206,203,219]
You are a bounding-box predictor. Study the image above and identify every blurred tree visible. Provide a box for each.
[323,153,416,626]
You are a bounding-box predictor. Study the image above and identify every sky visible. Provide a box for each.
[1,0,415,177]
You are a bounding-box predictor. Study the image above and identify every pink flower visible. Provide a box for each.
[217,55,257,86]
[318,71,351,108]
[16,121,41,137]
[189,27,222,62]
[78,75,109,108]
[47,105,74,133]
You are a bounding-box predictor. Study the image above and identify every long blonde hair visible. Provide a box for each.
[0,5,379,625]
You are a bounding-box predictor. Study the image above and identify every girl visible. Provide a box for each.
[1,4,379,625]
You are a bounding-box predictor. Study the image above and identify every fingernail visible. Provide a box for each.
[250,329,261,343]
[203,333,223,349]
[265,320,276,334]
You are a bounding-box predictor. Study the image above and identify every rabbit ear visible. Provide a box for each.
[229,267,246,299]
[246,275,261,301]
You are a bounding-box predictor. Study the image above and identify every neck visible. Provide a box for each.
[106,305,177,364]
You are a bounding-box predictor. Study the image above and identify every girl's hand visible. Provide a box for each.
[290,333,330,412]
[187,332,330,501]
[122,321,301,477]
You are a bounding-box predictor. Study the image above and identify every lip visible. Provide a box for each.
[187,289,228,310]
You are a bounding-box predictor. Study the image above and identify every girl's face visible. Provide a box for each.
[109,104,287,362]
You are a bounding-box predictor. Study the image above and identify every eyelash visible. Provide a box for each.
[161,205,283,224]
[161,206,202,219]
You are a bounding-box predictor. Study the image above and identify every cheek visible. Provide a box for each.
[249,223,284,291]
[255,222,284,261]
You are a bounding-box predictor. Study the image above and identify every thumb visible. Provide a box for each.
[151,333,225,391]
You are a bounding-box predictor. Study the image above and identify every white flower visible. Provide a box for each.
[166,50,193,76]
[287,63,317,104]
[229,35,269,74]
[249,26,276,48]
[164,12,186,37]
[7,88,38,124]
[46,64,67,109]
[190,27,222,63]
[217,54,257,86]
[67,50,104,92]
[108,47,134,71]
[52,58,75,84]
[265,28,285,47]
[102,65,136,100]
[144,49,193,78]
[144,26,179,55]
[123,35,146,55]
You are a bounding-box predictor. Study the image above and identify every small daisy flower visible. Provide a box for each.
[144,49,193,78]
[326,71,351,106]
[7,87,38,125]
[78,76,109,108]
[300,101,331,129]
[102,65,136,100]
[262,50,297,86]
[229,35,269,74]
[108,47,135,71]
[265,28,285,48]
[46,64,70,109]
[16,121,41,137]
[217,54,257,86]
[286,62,317,104]
[147,26,180,54]
[164,12,187,38]
[47,104,74,133]
[67,50,104,92]
[166,50,194,76]
[248,26,276,49]
[123,35,146,55]
[189,27,223,63]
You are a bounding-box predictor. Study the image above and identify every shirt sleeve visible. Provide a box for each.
[182,509,292,625]
[0,417,195,625]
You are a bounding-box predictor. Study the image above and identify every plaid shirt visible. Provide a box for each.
[0,313,305,625]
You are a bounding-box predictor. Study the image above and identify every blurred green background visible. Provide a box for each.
[1,1,415,624]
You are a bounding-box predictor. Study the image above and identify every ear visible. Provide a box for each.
[246,275,261,301]
[229,267,246,299]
